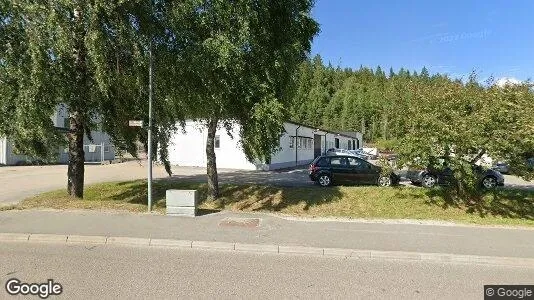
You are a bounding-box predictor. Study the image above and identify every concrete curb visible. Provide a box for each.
[1,233,533,268]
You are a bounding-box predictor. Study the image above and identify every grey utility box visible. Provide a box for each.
[166,190,198,217]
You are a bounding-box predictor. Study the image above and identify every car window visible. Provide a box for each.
[347,157,363,168]
[330,157,347,166]
[315,157,329,167]
[360,160,372,170]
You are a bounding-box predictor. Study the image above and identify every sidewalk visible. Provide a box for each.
[1,209,533,260]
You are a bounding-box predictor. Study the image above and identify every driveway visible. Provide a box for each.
[0,162,312,206]
[1,162,533,206]
[0,161,169,206]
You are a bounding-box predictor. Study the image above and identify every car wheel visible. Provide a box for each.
[378,176,392,187]
[317,174,332,187]
[421,175,436,188]
[482,176,497,189]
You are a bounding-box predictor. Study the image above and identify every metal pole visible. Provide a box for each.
[147,25,153,212]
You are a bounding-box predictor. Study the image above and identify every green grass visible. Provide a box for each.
[9,179,534,226]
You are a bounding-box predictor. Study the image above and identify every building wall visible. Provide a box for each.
[168,121,258,170]
[269,124,361,169]
[269,123,318,169]
[167,120,363,171]
[0,137,6,165]
[1,104,115,165]
[57,131,116,163]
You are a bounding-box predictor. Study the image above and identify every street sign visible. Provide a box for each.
[129,120,143,127]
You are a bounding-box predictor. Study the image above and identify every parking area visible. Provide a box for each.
[1,162,533,206]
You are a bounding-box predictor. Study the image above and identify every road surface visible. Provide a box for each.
[1,242,533,299]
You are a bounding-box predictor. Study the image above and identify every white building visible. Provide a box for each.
[168,120,363,170]
[0,105,115,165]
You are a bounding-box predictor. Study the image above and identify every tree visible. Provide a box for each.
[0,0,162,198]
[395,76,534,201]
[164,0,319,199]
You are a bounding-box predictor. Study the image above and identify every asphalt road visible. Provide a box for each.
[1,242,533,299]
[2,210,534,259]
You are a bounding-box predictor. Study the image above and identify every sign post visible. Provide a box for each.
[147,26,154,213]
[128,120,143,127]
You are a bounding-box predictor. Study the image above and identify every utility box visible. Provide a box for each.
[166,190,198,217]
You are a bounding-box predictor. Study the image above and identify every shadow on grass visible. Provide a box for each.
[104,178,344,214]
[419,186,534,221]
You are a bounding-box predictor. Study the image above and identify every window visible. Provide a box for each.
[297,137,302,149]
[348,157,363,168]
[289,136,295,149]
[330,157,343,166]
[316,157,329,167]
[215,135,220,149]
[104,145,110,153]
[349,158,371,170]
[335,138,340,148]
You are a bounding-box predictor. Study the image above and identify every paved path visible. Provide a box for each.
[1,210,533,259]
[1,242,532,299]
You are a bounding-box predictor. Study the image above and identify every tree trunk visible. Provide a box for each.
[382,114,388,140]
[206,117,219,200]
[67,112,85,198]
[67,2,87,198]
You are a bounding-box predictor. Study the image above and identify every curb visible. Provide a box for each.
[1,233,533,268]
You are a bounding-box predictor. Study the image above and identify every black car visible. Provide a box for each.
[309,155,400,187]
[407,163,505,189]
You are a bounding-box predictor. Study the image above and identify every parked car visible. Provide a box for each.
[407,162,504,189]
[309,155,401,187]
[325,148,350,156]
[492,161,510,174]
[491,158,534,173]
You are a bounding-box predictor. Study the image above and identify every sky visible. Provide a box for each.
[311,0,534,82]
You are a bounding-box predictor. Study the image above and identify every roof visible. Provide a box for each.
[339,131,362,139]
[285,120,361,140]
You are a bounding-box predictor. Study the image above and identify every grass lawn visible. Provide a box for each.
[8,179,534,226]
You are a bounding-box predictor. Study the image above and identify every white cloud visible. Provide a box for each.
[495,77,522,87]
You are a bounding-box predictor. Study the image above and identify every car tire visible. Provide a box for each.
[482,176,497,189]
[421,174,437,188]
[378,176,392,187]
[317,174,332,187]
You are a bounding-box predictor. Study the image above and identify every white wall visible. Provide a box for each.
[167,120,363,171]
[270,123,317,168]
[168,121,257,170]
[0,137,6,165]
